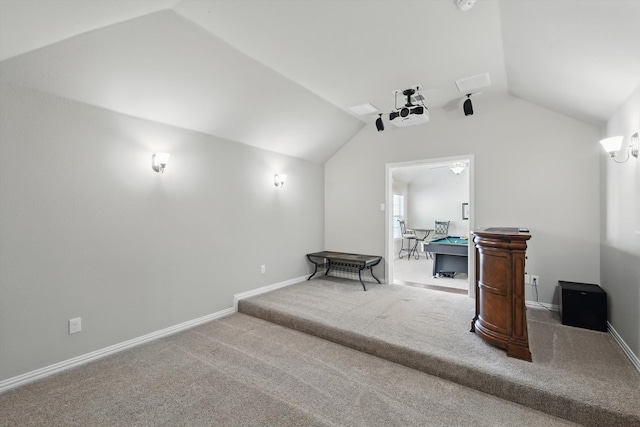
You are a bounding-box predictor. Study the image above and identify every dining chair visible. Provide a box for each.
[434,220,450,238]
[398,220,419,260]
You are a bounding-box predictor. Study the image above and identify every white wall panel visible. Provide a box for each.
[0,83,324,381]
[326,94,600,305]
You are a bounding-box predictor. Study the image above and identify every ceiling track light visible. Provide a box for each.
[463,94,474,116]
[375,113,384,132]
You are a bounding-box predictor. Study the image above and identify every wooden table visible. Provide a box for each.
[306,251,382,291]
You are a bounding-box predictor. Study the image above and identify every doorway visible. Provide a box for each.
[385,155,475,296]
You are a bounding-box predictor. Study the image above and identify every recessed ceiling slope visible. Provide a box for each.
[1,0,638,160]
[0,0,181,61]
[500,0,640,125]
[0,10,362,163]
[174,0,509,119]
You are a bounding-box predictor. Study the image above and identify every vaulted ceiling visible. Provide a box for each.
[1,0,638,163]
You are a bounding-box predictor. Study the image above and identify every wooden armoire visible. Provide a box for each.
[470,228,532,361]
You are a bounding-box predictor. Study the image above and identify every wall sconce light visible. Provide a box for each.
[274,173,287,188]
[600,133,639,163]
[152,152,170,173]
[449,162,467,175]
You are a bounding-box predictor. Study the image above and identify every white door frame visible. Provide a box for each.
[385,154,476,297]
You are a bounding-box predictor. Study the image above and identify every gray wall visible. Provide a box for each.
[406,167,470,238]
[326,94,601,306]
[392,167,470,258]
[600,85,640,359]
[0,83,324,381]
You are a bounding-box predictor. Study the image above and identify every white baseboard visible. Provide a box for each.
[233,275,306,310]
[0,306,235,394]
[1,276,306,395]
[525,300,559,311]
[6,276,636,396]
[608,322,640,373]
[0,276,307,393]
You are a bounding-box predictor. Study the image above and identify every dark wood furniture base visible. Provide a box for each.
[470,228,532,362]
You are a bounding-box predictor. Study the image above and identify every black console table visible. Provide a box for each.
[306,251,382,291]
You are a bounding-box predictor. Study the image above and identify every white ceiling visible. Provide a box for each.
[392,159,470,185]
[1,0,638,163]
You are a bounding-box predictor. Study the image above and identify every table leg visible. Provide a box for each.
[357,269,367,291]
[411,241,420,260]
[369,267,381,284]
[470,315,478,333]
[432,254,438,277]
[424,231,432,259]
[308,265,318,280]
[307,256,319,280]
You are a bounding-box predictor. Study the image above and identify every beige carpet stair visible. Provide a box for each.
[0,312,575,426]
[238,278,640,427]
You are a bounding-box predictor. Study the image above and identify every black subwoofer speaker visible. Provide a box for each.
[559,281,607,332]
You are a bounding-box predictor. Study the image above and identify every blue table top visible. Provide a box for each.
[429,236,469,245]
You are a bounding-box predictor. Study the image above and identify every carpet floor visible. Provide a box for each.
[2,278,638,426]
[0,312,574,426]
[238,278,640,427]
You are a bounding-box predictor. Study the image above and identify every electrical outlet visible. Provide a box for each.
[524,274,531,285]
[69,317,81,334]
[260,264,266,274]
[531,275,539,287]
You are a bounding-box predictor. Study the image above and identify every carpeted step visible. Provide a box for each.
[0,312,581,426]
[237,279,640,427]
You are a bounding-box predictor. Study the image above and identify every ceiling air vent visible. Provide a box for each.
[349,103,379,115]
[455,73,491,93]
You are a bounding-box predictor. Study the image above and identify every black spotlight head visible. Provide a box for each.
[375,114,384,132]
[463,95,474,116]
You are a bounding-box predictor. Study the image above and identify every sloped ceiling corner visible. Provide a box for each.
[500,0,640,125]
[0,0,182,62]
[1,0,639,162]
[0,8,362,163]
